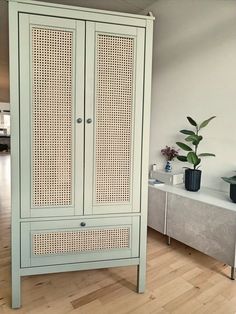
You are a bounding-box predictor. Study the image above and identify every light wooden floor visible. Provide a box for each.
[1,154,236,314]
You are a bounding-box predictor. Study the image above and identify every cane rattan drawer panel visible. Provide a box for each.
[21,216,139,267]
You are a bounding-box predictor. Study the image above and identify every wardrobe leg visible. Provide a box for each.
[231,267,235,280]
[167,236,171,246]
[12,272,21,309]
[137,263,146,293]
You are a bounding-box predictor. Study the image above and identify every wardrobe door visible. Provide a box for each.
[84,22,145,215]
[19,14,85,218]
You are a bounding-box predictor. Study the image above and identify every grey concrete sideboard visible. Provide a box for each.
[148,184,236,279]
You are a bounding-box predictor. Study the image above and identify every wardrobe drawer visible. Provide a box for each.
[21,216,139,267]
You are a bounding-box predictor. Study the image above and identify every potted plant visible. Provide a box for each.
[161,146,179,172]
[176,116,216,191]
[222,175,236,203]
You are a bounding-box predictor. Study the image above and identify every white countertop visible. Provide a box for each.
[149,183,236,212]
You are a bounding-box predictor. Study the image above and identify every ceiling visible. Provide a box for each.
[0,0,156,102]
[35,0,156,14]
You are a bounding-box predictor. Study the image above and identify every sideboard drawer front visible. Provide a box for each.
[148,187,166,234]
[167,193,236,266]
[21,216,139,267]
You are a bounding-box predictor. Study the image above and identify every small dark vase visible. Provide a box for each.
[230,184,236,203]
[185,169,202,192]
[165,161,172,172]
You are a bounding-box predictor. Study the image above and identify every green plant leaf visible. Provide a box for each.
[222,176,236,185]
[180,129,195,135]
[196,157,201,166]
[187,116,197,127]
[177,155,187,162]
[185,135,203,146]
[199,116,216,130]
[176,142,193,151]
[194,158,201,169]
[187,152,199,165]
[185,134,198,142]
[192,135,203,146]
[198,153,215,157]
[185,135,195,142]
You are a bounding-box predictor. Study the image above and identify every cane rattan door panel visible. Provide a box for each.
[31,27,73,208]
[95,34,134,205]
[85,22,145,214]
[21,216,139,267]
[19,14,85,217]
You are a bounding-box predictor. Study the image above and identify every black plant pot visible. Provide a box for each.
[185,169,202,192]
[230,184,236,203]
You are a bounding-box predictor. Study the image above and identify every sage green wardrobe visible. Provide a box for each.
[9,0,154,308]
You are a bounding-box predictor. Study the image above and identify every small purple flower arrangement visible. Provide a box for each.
[161,146,179,161]
[161,146,179,172]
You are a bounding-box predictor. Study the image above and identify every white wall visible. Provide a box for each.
[143,0,236,192]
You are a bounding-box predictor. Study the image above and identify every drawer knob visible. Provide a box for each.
[77,118,83,124]
[87,118,92,124]
[80,222,86,227]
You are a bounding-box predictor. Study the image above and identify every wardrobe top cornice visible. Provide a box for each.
[8,0,155,23]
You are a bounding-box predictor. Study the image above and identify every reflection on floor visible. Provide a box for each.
[0,153,236,313]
